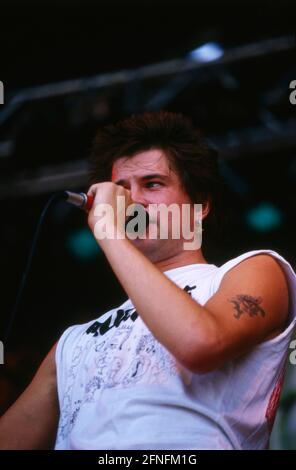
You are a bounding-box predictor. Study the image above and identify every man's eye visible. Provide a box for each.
[146,182,163,188]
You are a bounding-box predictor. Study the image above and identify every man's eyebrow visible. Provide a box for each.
[115,173,170,185]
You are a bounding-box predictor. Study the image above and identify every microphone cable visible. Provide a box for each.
[3,191,67,344]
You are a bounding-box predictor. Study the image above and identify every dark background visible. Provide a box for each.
[0,0,296,447]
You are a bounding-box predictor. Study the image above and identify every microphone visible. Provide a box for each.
[63,191,94,211]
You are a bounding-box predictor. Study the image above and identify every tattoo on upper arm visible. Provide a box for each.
[228,294,266,320]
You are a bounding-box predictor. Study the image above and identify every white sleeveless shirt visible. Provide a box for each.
[54,250,296,450]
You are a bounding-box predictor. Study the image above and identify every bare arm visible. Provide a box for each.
[0,343,59,449]
[97,231,289,373]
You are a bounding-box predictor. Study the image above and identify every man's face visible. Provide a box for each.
[111,148,201,263]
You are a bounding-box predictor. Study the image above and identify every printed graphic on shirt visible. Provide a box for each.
[85,283,196,338]
[56,283,197,444]
[85,307,138,337]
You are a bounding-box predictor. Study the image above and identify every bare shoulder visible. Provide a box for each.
[223,253,288,291]
[203,252,290,368]
[218,253,289,334]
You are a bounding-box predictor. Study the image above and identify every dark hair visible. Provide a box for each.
[89,110,224,232]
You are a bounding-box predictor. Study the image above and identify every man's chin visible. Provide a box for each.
[128,236,156,246]
[128,236,161,253]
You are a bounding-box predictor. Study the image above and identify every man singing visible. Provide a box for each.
[0,111,295,450]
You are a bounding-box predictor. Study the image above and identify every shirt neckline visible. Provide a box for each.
[163,262,217,276]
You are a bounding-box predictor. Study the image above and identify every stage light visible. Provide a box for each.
[188,42,224,63]
[66,228,101,261]
[245,202,283,233]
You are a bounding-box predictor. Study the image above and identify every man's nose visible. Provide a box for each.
[130,186,148,208]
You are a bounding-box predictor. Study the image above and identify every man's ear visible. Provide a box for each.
[201,199,211,221]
